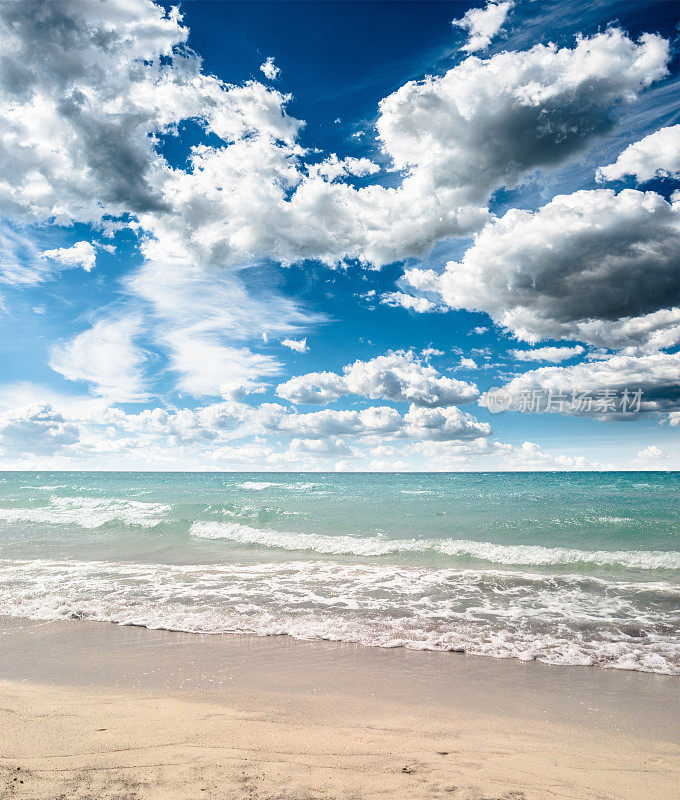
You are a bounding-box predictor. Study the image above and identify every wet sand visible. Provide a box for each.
[0,617,677,799]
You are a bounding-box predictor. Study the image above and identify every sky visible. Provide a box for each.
[0,0,678,471]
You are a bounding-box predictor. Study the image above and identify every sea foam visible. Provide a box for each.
[0,497,170,529]
[1,557,678,675]
[190,521,680,569]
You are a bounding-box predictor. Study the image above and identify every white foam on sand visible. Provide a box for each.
[0,557,678,675]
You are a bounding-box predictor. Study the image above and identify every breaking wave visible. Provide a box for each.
[190,521,680,569]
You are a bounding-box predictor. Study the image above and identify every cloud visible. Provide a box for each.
[452,1,514,53]
[376,29,668,208]
[404,189,680,348]
[410,438,602,470]
[41,241,96,272]
[635,444,668,463]
[1,4,669,274]
[380,292,444,313]
[0,403,79,455]
[281,337,309,353]
[0,224,99,284]
[49,316,149,402]
[259,56,280,81]
[512,345,585,363]
[277,350,479,406]
[402,404,490,440]
[162,331,281,399]
[127,258,316,399]
[597,125,680,183]
[481,351,680,417]
[308,155,379,181]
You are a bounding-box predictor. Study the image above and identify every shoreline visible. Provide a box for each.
[0,617,678,799]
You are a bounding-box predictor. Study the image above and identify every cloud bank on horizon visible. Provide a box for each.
[0,0,678,471]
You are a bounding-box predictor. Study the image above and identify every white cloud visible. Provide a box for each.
[470,326,489,335]
[635,444,668,463]
[481,351,680,417]
[380,292,444,313]
[453,1,514,53]
[409,438,602,471]
[41,241,96,272]
[460,357,478,370]
[376,30,668,208]
[49,316,148,402]
[281,337,309,353]
[402,404,490,440]
[0,225,98,284]
[308,155,379,181]
[1,3,677,468]
[163,331,281,399]
[404,189,680,349]
[0,403,79,455]
[512,345,585,363]
[127,258,314,399]
[277,350,479,406]
[0,5,670,278]
[597,125,680,183]
[259,56,281,81]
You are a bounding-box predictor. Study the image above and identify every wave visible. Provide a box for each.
[238,480,325,492]
[0,497,170,529]
[190,521,680,569]
[191,521,426,555]
[0,558,678,675]
[437,540,680,570]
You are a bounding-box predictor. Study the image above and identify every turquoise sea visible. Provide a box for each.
[0,471,678,674]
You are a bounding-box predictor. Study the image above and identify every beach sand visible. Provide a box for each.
[0,618,677,799]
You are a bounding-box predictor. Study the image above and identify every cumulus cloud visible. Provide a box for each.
[1,1,677,467]
[404,189,680,348]
[597,125,680,183]
[281,337,309,353]
[635,444,668,463]
[376,30,668,208]
[276,350,479,406]
[410,438,601,471]
[380,292,444,313]
[402,404,490,440]
[481,352,680,417]
[4,3,668,273]
[452,1,513,53]
[259,56,280,81]
[308,155,379,181]
[0,225,98,284]
[512,345,585,363]
[41,241,96,272]
[0,403,79,455]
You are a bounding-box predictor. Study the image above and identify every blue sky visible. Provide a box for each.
[0,0,678,470]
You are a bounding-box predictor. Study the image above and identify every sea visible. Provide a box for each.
[0,471,678,675]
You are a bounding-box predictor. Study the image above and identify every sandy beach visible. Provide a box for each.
[0,618,677,800]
